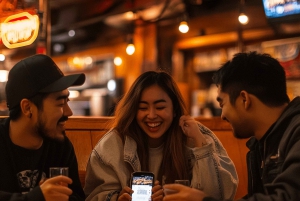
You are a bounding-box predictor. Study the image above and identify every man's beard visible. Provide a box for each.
[36,113,68,142]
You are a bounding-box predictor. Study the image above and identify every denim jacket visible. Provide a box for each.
[84,124,238,201]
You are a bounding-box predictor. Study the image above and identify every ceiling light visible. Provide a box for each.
[126,34,135,55]
[179,13,189,33]
[179,21,189,33]
[68,30,75,37]
[114,57,122,66]
[126,44,135,55]
[238,0,249,25]
[238,13,249,24]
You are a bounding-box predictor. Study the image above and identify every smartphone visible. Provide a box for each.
[130,171,154,201]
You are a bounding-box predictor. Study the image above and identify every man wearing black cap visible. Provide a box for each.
[0,54,86,201]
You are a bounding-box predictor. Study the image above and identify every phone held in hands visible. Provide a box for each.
[130,171,154,201]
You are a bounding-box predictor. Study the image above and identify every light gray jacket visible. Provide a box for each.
[84,124,238,201]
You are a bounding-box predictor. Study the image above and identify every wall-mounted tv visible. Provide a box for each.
[262,0,300,23]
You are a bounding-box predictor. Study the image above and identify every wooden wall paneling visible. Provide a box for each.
[214,130,248,199]
[236,138,250,199]
[66,130,93,172]
[65,116,113,130]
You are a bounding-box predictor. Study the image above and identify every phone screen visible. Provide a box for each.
[131,172,154,201]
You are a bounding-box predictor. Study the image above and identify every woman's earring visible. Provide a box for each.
[29,111,32,118]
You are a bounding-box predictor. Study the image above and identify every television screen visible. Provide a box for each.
[262,0,300,20]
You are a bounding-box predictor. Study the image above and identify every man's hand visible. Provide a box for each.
[152,180,164,201]
[40,175,72,201]
[163,184,207,201]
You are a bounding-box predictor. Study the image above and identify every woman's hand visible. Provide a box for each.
[118,186,133,201]
[152,180,164,201]
[179,115,207,147]
[163,184,207,201]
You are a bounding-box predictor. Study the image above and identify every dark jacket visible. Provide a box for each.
[0,118,85,201]
[204,96,300,201]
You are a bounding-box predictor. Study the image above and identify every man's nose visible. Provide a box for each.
[64,103,73,117]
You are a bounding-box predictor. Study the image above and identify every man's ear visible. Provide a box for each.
[240,90,251,110]
[20,99,32,118]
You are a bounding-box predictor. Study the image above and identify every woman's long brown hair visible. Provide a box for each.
[111,71,190,183]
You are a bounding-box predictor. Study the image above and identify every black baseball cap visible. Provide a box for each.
[5,54,86,110]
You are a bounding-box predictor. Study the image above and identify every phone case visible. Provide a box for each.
[130,171,154,201]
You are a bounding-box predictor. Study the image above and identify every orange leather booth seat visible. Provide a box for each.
[65,116,248,200]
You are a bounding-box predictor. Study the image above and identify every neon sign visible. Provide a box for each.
[1,12,39,49]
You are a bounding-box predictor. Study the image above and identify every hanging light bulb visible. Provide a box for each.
[126,35,135,55]
[178,13,189,33]
[238,0,249,25]
[114,57,122,66]
[179,21,189,33]
[126,44,135,55]
[238,13,249,24]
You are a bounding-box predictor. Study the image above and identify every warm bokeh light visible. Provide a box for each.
[238,13,249,25]
[68,30,75,37]
[0,54,5,61]
[0,70,8,82]
[114,57,122,66]
[125,11,137,20]
[179,21,189,33]
[84,56,93,65]
[107,79,116,91]
[69,90,80,98]
[73,57,80,65]
[126,43,135,55]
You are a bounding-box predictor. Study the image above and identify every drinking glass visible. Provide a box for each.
[164,180,190,195]
[49,167,69,178]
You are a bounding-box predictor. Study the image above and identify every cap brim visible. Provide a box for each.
[39,73,85,93]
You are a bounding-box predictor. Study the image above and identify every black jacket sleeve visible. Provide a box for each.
[0,186,44,201]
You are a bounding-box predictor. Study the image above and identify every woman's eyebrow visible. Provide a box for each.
[154,99,166,104]
[139,99,166,104]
